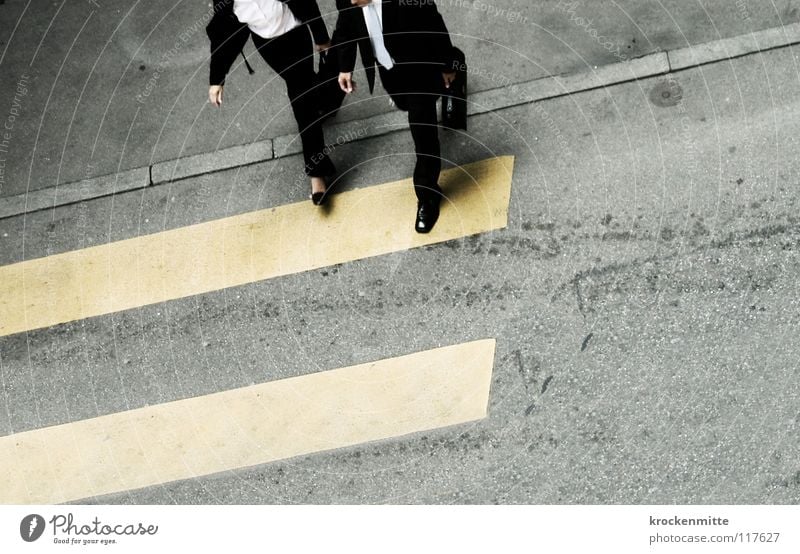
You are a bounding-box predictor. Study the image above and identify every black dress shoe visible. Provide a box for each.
[310,174,335,206]
[311,191,326,206]
[415,200,440,233]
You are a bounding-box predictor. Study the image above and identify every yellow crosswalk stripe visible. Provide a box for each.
[0,157,514,337]
[0,339,496,504]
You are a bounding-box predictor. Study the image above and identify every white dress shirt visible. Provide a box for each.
[362,0,395,70]
[233,0,300,39]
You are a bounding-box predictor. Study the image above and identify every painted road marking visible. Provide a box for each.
[0,157,514,337]
[0,339,496,504]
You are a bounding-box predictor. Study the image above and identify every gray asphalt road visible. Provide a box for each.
[1,34,800,505]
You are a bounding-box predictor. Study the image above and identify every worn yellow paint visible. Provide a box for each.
[0,339,496,504]
[0,157,514,337]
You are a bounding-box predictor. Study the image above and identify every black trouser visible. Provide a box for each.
[252,25,334,178]
[379,64,443,204]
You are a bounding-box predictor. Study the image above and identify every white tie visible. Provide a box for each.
[363,1,395,70]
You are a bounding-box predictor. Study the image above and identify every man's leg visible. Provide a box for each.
[407,92,442,233]
[379,65,443,232]
[406,92,442,204]
[379,66,441,196]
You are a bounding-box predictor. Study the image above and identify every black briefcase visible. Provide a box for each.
[315,48,346,122]
[441,47,467,130]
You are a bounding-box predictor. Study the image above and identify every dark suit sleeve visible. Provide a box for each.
[283,0,330,45]
[418,1,456,69]
[304,0,331,45]
[206,5,250,86]
[333,0,360,73]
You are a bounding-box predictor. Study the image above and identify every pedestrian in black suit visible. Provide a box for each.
[207,0,336,205]
[333,0,459,232]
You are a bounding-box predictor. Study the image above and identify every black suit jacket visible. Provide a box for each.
[333,0,456,93]
[206,0,330,85]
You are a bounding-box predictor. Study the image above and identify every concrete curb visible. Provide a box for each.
[151,140,273,186]
[0,167,150,220]
[468,52,670,117]
[4,21,800,221]
[668,20,800,71]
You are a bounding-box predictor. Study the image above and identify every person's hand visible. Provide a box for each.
[442,71,456,89]
[208,85,224,107]
[339,72,356,94]
[315,41,332,53]
[351,0,372,6]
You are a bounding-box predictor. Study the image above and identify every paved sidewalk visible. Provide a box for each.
[1,0,800,202]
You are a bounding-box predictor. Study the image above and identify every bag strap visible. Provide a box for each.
[240,50,255,75]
